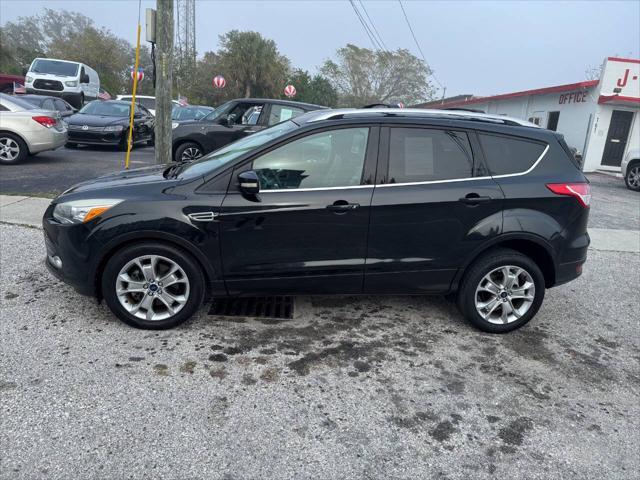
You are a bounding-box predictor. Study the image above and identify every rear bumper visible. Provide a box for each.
[553,231,589,287]
[28,127,68,154]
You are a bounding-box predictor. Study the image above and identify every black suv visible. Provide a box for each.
[43,108,590,333]
[171,98,326,162]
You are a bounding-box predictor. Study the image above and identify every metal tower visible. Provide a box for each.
[175,0,196,88]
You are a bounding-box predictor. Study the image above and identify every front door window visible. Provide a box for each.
[252,127,369,190]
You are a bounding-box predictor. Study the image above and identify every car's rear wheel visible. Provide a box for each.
[102,242,205,329]
[175,142,203,162]
[0,133,27,164]
[457,248,545,333]
[625,163,640,191]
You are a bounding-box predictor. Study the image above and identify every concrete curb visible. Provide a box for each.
[1,194,638,253]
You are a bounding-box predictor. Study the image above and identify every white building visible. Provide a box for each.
[418,57,640,172]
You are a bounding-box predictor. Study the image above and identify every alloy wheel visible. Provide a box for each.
[116,255,190,321]
[474,265,535,324]
[627,166,640,189]
[181,147,202,161]
[0,137,20,162]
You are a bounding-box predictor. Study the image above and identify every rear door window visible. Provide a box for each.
[268,104,306,125]
[478,133,547,175]
[388,128,473,183]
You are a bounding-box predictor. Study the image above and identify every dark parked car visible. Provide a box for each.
[171,98,326,161]
[20,94,77,118]
[43,108,590,332]
[65,100,154,149]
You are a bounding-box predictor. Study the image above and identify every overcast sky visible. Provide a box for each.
[1,0,639,97]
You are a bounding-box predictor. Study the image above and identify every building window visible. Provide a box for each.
[547,111,560,131]
[528,116,541,126]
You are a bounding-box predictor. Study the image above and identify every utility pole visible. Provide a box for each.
[155,0,174,165]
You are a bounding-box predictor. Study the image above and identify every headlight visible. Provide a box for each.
[65,80,78,87]
[103,125,124,132]
[52,199,123,224]
[172,122,179,129]
[25,75,33,83]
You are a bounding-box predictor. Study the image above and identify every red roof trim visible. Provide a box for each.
[607,56,640,64]
[426,80,599,109]
[598,95,640,104]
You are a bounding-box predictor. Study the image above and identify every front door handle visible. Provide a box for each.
[459,194,492,205]
[327,201,360,213]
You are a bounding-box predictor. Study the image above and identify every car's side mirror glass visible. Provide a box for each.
[219,113,236,127]
[238,170,260,195]
[22,67,28,76]
[81,73,90,84]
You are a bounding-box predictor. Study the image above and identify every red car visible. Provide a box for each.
[0,73,25,94]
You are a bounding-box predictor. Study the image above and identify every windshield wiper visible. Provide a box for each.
[164,160,193,179]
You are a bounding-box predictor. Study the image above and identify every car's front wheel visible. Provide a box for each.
[457,248,545,333]
[0,133,28,164]
[625,163,640,191]
[102,242,205,329]
[175,142,203,162]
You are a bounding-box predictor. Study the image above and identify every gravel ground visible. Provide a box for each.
[586,173,640,231]
[1,221,638,480]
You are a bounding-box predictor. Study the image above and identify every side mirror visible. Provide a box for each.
[219,113,236,127]
[81,73,90,84]
[238,170,260,195]
[22,67,28,76]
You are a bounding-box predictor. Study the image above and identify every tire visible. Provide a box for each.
[624,162,640,192]
[119,136,129,151]
[101,242,205,329]
[66,143,78,149]
[456,248,545,333]
[0,132,28,164]
[175,142,203,162]
[147,133,155,147]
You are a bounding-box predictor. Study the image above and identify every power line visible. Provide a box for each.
[397,0,445,91]
[349,0,385,53]
[357,0,389,52]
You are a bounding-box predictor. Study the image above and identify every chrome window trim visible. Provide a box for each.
[376,144,549,188]
[261,185,374,193]
[256,144,549,192]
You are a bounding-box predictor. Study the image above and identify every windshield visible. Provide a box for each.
[79,101,130,117]
[180,120,300,178]
[31,59,79,77]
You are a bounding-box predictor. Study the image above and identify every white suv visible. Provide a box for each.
[622,148,640,191]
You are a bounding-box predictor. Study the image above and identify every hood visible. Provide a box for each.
[60,164,176,196]
[67,113,127,127]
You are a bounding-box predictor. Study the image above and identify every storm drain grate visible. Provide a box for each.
[208,296,294,319]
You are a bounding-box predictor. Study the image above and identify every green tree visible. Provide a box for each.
[284,69,338,107]
[321,44,435,107]
[217,30,290,99]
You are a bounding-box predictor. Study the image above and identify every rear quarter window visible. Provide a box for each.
[478,133,547,176]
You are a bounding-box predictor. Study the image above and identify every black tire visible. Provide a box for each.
[146,133,155,147]
[624,162,640,192]
[174,142,203,162]
[66,143,78,149]
[118,135,129,151]
[102,242,205,329]
[456,248,545,333]
[0,132,28,164]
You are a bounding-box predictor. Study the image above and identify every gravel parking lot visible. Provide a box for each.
[1,176,639,479]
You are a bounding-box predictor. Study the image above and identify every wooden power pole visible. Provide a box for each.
[155,0,174,164]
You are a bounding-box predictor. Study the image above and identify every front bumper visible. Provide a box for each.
[43,209,99,296]
[67,129,123,145]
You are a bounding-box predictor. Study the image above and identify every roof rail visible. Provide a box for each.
[305,108,540,128]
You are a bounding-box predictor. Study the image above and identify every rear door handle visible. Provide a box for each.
[459,195,492,205]
[327,202,360,213]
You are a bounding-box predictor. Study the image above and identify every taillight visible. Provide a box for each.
[32,116,57,128]
[546,182,591,208]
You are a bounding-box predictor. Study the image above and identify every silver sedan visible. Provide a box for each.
[0,93,67,164]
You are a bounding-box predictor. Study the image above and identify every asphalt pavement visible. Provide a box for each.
[0,145,156,198]
[0,173,639,479]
